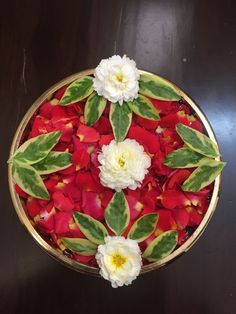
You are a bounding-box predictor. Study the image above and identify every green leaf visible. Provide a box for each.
[182,160,226,192]
[164,147,208,168]
[73,212,108,245]
[176,123,220,158]
[105,191,130,236]
[84,93,107,126]
[128,94,160,120]
[11,131,61,165]
[139,74,181,101]
[12,161,49,200]
[128,213,158,242]
[59,76,94,105]
[142,230,178,262]
[61,238,97,256]
[32,151,72,174]
[109,103,132,142]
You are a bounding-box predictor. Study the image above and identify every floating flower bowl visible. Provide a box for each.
[8,69,221,278]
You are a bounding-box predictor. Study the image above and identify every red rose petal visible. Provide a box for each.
[77,124,100,143]
[100,190,114,208]
[128,126,160,154]
[64,183,81,202]
[160,190,191,210]
[82,191,104,221]
[54,86,67,100]
[126,195,143,220]
[37,207,56,234]
[99,134,114,147]
[173,208,189,230]
[76,172,102,193]
[72,149,90,170]
[136,116,159,130]
[39,100,54,119]
[15,184,28,198]
[178,229,188,245]
[73,254,94,264]
[54,212,72,234]
[95,116,111,134]
[155,210,177,235]
[52,191,74,212]
[165,169,192,190]
[26,197,42,218]
[188,210,203,226]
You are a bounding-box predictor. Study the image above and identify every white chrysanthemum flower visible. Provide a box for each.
[93,55,140,105]
[96,236,142,288]
[98,139,151,191]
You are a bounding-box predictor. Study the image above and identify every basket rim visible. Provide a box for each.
[8,69,221,276]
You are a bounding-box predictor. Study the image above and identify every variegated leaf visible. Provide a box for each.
[32,151,72,174]
[164,147,208,168]
[128,94,160,120]
[12,161,49,200]
[176,123,220,158]
[105,191,130,236]
[139,74,181,101]
[73,212,108,245]
[59,76,93,105]
[109,103,132,142]
[84,93,107,126]
[182,160,226,192]
[128,213,158,242]
[61,238,97,256]
[142,230,178,262]
[11,131,61,165]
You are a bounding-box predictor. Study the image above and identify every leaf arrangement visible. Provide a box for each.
[9,131,72,199]
[58,73,181,142]
[62,191,177,262]
[164,123,226,192]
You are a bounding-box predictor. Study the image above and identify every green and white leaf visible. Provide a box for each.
[59,76,94,105]
[84,93,107,126]
[61,237,97,256]
[128,94,160,120]
[176,123,220,158]
[73,212,108,245]
[182,160,226,192]
[109,103,132,142]
[12,161,49,200]
[128,213,158,243]
[11,131,61,165]
[164,147,208,168]
[32,151,72,174]
[139,74,181,101]
[142,230,178,262]
[105,191,130,236]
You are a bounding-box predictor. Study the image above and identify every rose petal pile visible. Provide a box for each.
[15,84,213,269]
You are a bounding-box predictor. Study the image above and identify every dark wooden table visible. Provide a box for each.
[1,1,236,313]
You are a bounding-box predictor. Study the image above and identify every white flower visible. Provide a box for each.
[98,139,151,191]
[96,236,142,288]
[93,55,140,105]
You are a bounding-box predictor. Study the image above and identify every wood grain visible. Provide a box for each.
[0,1,236,313]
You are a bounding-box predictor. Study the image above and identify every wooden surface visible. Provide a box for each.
[1,0,236,313]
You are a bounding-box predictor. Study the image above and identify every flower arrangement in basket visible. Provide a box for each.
[9,55,225,287]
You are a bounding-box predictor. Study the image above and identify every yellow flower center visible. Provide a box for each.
[112,253,127,268]
[116,73,124,83]
[118,156,126,167]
